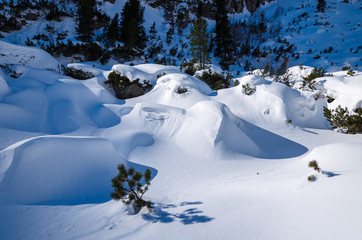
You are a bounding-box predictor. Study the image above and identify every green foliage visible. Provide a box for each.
[103,13,120,47]
[62,66,95,80]
[110,164,152,213]
[105,71,152,99]
[177,86,188,94]
[120,0,146,54]
[214,0,235,69]
[76,0,96,42]
[317,0,326,13]
[301,67,326,90]
[342,66,351,71]
[323,105,362,134]
[307,175,317,182]
[347,69,355,76]
[308,160,321,172]
[198,70,232,90]
[189,18,210,70]
[242,83,256,95]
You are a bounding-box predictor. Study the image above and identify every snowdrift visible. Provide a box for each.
[0,136,125,205]
[0,40,60,71]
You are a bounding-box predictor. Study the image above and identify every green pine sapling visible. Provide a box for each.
[110,164,152,213]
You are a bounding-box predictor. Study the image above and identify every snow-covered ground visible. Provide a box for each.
[0,40,362,240]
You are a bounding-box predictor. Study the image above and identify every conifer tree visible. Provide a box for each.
[76,0,96,42]
[189,18,210,69]
[317,0,326,13]
[104,13,120,47]
[213,0,235,69]
[146,22,164,59]
[120,0,147,54]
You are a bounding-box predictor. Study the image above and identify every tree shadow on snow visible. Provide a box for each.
[142,201,214,224]
[322,171,341,178]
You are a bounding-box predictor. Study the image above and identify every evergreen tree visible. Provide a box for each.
[76,0,96,42]
[120,0,147,53]
[146,22,164,59]
[189,18,210,69]
[104,13,120,47]
[213,0,235,69]
[317,0,326,13]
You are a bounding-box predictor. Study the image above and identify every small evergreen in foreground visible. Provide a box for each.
[110,164,152,214]
[308,160,321,172]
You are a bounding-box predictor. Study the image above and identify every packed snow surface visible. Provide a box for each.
[1,42,362,240]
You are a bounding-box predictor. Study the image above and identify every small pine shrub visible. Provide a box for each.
[242,83,256,95]
[105,71,152,99]
[110,164,152,214]
[307,175,317,182]
[177,86,188,94]
[197,70,232,90]
[301,67,326,90]
[62,66,95,80]
[308,160,321,172]
[341,65,351,71]
[286,119,292,124]
[347,69,355,76]
[323,106,362,134]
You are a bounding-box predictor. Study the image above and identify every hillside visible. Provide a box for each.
[0,0,362,240]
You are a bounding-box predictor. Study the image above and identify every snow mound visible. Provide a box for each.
[305,142,362,172]
[67,63,103,77]
[109,64,157,84]
[0,40,60,71]
[174,101,307,159]
[133,64,181,76]
[319,72,362,111]
[217,75,327,128]
[0,69,120,133]
[155,73,212,95]
[0,136,125,205]
[0,69,11,100]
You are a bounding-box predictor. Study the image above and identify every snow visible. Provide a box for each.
[0,40,60,71]
[1,0,362,239]
[1,52,361,239]
[0,69,11,100]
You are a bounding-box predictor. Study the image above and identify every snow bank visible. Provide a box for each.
[67,63,103,77]
[108,64,157,84]
[0,136,125,205]
[216,75,327,129]
[0,69,11,99]
[134,64,181,76]
[0,40,60,71]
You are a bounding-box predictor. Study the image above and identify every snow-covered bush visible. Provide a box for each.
[105,71,152,99]
[197,70,232,90]
[323,106,362,134]
[110,164,152,214]
[242,83,256,95]
[62,66,95,80]
[301,67,326,90]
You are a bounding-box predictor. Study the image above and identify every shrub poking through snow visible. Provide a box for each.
[197,70,232,90]
[323,106,362,134]
[62,66,95,80]
[177,86,188,94]
[308,160,321,172]
[105,71,152,99]
[308,175,317,182]
[301,67,326,90]
[110,164,152,214]
[342,65,351,71]
[242,83,256,95]
[347,69,355,76]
